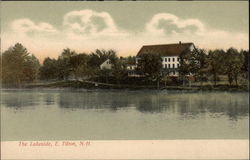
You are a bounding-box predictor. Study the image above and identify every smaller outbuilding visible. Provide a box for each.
[100,59,112,70]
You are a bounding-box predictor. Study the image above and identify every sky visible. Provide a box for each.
[1,1,249,62]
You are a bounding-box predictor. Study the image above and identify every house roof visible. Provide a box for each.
[137,42,194,57]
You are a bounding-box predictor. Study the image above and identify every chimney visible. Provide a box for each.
[179,41,181,44]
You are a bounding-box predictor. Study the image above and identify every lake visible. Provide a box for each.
[1,89,249,141]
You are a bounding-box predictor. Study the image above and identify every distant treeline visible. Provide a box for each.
[0,43,249,88]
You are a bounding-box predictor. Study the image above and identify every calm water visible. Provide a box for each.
[0,89,249,141]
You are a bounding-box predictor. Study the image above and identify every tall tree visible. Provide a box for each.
[57,48,76,80]
[88,49,118,69]
[111,59,127,86]
[69,53,90,80]
[206,49,225,86]
[23,54,40,82]
[179,50,193,86]
[2,43,40,87]
[223,48,242,85]
[39,57,58,80]
[240,50,249,80]
[189,48,208,85]
[137,53,162,88]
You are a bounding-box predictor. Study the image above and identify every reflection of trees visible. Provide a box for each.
[58,91,129,111]
[136,93,172,113]
[57,91,249,120]
[2,90,247,120]
[136,92,249,120]
[44,93,56,105]
[2,90,39,109]
[175,93,249,120]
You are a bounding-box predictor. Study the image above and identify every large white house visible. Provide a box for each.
[136,42,195,76]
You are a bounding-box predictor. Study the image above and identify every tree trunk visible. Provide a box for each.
[235,75,238,86]
[182,76,185,86]
[200,75,203,87]
[17,76,21,88]
[213,73,217,86]
[157,80,159,90]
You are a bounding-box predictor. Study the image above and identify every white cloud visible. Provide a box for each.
[63,9,128,39]
[143,13,248,50]
[2,11,248,62]
[11,18,58,36]
[145,13,205,36]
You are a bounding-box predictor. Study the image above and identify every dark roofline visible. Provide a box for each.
[141,42,193,47]
[137,42,194,57]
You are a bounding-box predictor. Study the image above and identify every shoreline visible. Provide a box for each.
[1,80,249,92]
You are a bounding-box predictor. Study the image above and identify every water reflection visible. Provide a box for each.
[43,93,56,105]
[1,90,249,120]
[1,90,39,109]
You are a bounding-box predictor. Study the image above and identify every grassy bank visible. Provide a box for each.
[11,80,248,92]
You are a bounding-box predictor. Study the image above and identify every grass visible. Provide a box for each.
[20,79,249,92]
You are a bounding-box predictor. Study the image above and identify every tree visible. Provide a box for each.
[69,53,89,80]
[88,49,118,69]
[1,43,40,87]
[57,48,76,80]
[23,54,40,82]
[179,50,192,86]
[111,59,127,86]
[206,49,225,86]
[240,50,249,80]
[39,57,58,80]
[223,48,242,85]
[126,56,136,64]
[137,53,162,88]
[189,48,208,86]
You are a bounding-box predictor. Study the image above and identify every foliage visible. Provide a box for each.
[1,43,249,88]
[1,43,40,87]
[206,49,225,86]
[240,50,249,80]
[57,48,77,80]
[88,49,118,69]
[222,48,243,85]
[137,53,162,88]
[70,53,90,79]
[39,57,58,80]
[111,59,127,85]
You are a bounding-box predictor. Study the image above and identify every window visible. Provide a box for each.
[168,58,171,62]
[168,64,171,68]
[165,58,167,62]
[172,64,175,68]
[165,64,167,68]
[177,64,180,68]
[173,58,175,62]
[177,58,180,61]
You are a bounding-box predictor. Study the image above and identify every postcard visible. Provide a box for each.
[0,1,249,159]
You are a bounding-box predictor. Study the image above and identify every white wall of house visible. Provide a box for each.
[162,56,180,76]
[136,56,180,76]
[100,59,112,70]
[189,44,195,52]
[127,65,137,70]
